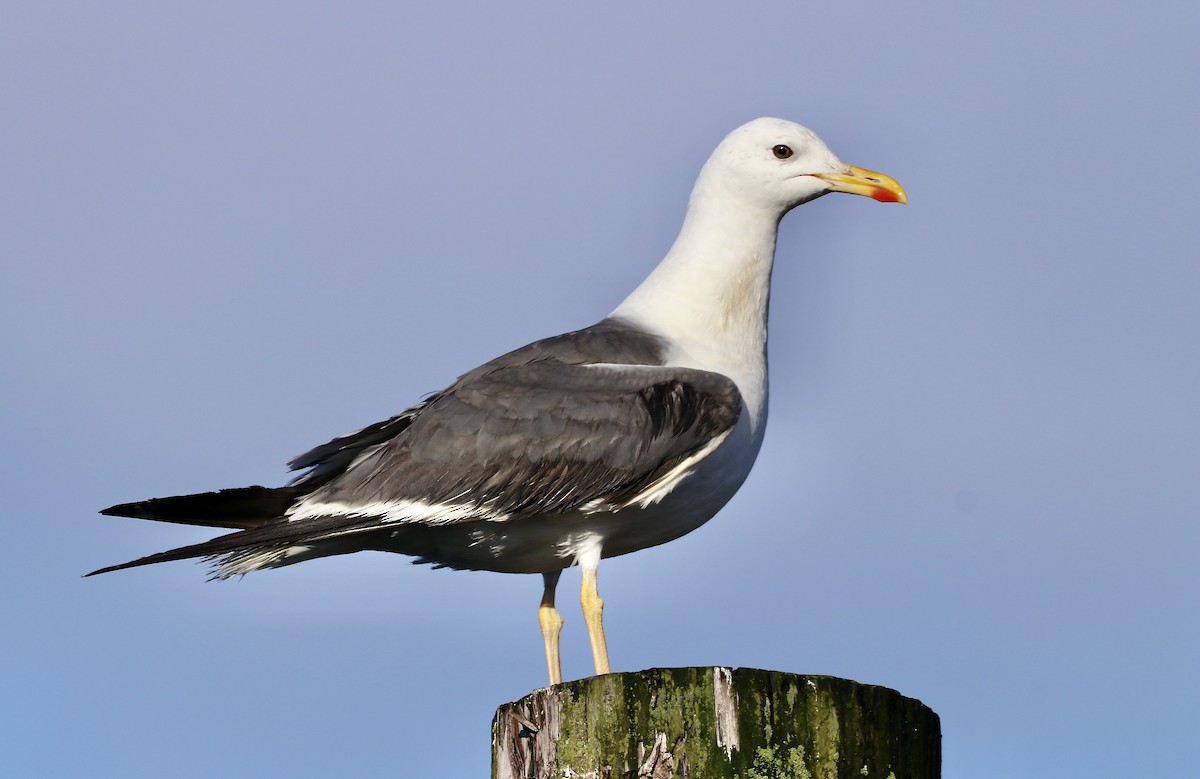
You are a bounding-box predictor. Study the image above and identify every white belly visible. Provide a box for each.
[590,409,763,559]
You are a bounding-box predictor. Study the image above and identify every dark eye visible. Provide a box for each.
[772,144,793,160]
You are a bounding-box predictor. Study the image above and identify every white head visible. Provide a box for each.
[693,117,906,214]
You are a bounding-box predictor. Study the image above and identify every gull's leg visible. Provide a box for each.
[538,570,564,685]
[580,562,611,676]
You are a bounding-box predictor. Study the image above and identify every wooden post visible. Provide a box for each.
[493,667,939,779]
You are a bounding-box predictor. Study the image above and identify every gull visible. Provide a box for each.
[90,117,906,684]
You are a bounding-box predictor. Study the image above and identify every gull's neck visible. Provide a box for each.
[611,187,782,431]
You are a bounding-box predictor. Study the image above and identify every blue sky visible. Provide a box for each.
[3,3,1196,776]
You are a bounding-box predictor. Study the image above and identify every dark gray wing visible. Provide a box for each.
[287,402,431,488]
[89,317,735,576]
[286,316,667,489]
[292,359,742,525]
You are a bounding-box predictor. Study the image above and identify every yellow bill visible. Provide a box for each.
[815,165,907,204]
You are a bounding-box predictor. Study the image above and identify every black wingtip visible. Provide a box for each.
[84,558,147,577]
[85,540,225,578]
[96,486,305,529]
[84,550,184,577]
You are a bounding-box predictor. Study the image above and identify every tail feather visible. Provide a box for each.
[100,486,307,529]
[90,486,376,578]
[85,529,275,577]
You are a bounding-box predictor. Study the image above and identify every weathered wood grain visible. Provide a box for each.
[493,667,939,779]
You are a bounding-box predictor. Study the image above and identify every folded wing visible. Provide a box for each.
[91,356,741,577]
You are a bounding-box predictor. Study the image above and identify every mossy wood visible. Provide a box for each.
[493,667,939,779]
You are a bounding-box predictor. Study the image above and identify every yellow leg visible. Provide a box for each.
[580,564,611,676]
[538,571,564,685]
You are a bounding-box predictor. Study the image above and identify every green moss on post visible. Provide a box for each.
[492,668,939,779]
